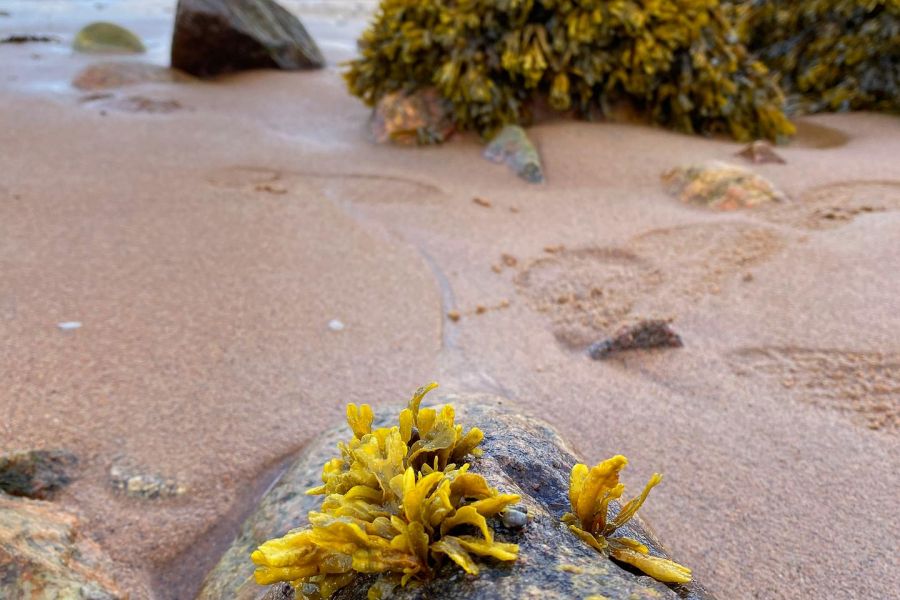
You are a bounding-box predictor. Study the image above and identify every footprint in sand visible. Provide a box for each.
[205,166,446,204]
[762,180,900,230]
[514,248,663,348]
[515,222,785,348]
[728,347,900,433]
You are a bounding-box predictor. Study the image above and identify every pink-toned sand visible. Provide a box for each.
[1,2,898,599]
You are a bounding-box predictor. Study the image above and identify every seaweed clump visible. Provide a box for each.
[251,383,521,598]
[345,0,795,142]
[732,0,900,113]
[563,455,692,583]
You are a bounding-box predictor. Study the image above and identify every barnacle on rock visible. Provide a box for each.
[563,455,692,584]
[345,0,795,141]
[251,383,520,598]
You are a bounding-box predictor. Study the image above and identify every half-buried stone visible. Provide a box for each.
[198,393,714,600]
[73,22,145,54]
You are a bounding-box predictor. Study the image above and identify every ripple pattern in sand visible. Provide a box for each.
[729,347,900,433]
[763,180,900,230]
[205,165,445,204]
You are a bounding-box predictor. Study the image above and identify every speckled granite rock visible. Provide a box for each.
[198,394,714,600]
[171,0,324,77]
[0,492,123,599]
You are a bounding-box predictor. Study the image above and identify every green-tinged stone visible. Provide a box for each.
[484,125,544,184]
[73,22,145,54]
[198,395,714,600]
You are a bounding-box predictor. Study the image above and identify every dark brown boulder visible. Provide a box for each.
[170,0,324,78]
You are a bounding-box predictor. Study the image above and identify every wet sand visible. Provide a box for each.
[1,2,899,599]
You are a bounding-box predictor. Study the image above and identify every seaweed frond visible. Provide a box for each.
[251,383,521,598]
[563,456,692,584]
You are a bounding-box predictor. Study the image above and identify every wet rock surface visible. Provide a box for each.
[484,125,545,183]
[73,22,145,54]
[171,0,324,78]
[0,492,123,599]
[199,394,713,600]
[0,449,77,500]
[588,320,684,360]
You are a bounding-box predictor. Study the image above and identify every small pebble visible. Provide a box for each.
[502,508,528,528]
[446,310,461,322]
[327,319,345,331]
[475,305,487,315]
[472,196,491,208]
[501,253,517,267]
[57,321,82,331]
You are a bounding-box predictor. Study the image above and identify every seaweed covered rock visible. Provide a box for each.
[73,22,145,54]
[171,0,324,77]
[732,0,900,113]
[0,492,123,599]
[198,393,714,600]
[345,0,794,142]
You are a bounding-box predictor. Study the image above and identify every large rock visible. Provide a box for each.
[171,0,324,77]
[0,492,123,599]
[198,394,714,600]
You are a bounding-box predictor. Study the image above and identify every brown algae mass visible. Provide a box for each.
[250,383,521,598]
[563,456,692,584]
[345,0,795,141]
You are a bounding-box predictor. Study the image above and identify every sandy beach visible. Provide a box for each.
[1,1,898,598]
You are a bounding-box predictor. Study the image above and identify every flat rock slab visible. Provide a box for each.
[198,394,714,600]
[73,62,193,91]
[171,0,324,77]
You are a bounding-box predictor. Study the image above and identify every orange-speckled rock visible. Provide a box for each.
[0,492,123,599]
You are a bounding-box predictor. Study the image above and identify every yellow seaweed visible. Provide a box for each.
[251,383,520,598]
[563,456,692,584]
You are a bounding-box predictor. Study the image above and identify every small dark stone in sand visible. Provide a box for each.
[0,449,77,499]
[735,140,786,165]
[1,34,60,44]
[588,320,684,360]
